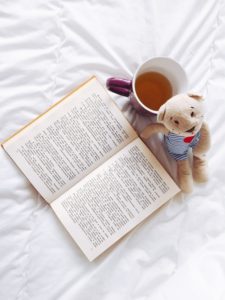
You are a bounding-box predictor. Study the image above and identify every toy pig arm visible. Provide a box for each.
[193,121,211,156]
[140,123,169,139]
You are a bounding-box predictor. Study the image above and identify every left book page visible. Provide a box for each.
[2,77,137,203]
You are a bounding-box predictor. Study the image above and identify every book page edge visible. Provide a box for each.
[1,75,96,146]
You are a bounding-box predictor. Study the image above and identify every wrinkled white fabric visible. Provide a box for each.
[0,1,225,299]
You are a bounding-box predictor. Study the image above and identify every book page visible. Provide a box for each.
[2,77,137,203]
[51,138,180,261]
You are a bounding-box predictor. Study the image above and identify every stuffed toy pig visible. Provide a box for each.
[141,92,211,193]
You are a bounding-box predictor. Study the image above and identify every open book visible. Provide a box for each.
[1,76,180,261]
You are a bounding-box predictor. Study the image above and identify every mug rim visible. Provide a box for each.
[132,56,188,114]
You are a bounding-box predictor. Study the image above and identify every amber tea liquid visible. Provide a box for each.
[135,72,172,111]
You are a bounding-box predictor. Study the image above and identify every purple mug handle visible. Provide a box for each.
[106,76,153,116]
[106,77,132,97]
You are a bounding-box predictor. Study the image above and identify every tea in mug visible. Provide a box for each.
[135,72,172,111]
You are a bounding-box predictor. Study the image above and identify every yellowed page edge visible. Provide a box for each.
[1,76,96,146]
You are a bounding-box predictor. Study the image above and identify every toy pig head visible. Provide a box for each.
[157,92,205,137]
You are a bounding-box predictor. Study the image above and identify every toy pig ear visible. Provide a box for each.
[187,91,204,101]
[157,104,166,122]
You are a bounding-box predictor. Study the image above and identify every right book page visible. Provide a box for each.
[51,138,180,261]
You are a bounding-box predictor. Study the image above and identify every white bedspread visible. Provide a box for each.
[1,1,225,299]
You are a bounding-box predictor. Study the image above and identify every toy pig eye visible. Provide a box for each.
[174,120,179,125]
[191,112,195,117]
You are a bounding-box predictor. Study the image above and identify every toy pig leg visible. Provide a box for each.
[177,159,193,193]
[192,153,208,183]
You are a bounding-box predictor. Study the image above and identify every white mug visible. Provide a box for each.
[106,57,188,116]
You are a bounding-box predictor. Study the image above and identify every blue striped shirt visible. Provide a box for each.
[165,131,201,160]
